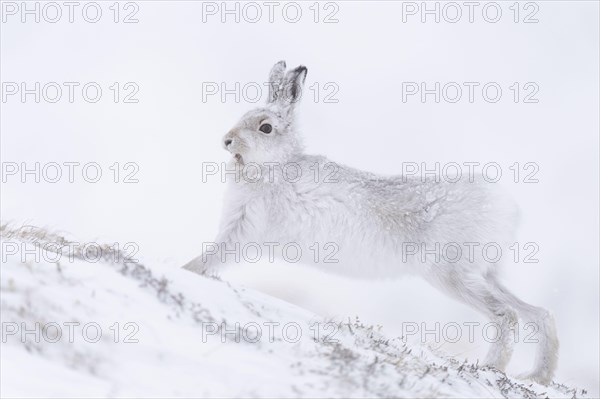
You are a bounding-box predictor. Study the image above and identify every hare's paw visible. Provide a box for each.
[182,257,205,274]
[182,254,220,276]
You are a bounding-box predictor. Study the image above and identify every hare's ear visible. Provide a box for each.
[267,60,287,104]
[283,66,308,104]
[279,66,307,113]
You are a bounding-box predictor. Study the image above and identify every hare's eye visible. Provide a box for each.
[259,124,272,134]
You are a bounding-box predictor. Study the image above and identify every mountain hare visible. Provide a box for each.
[184,61,558,384]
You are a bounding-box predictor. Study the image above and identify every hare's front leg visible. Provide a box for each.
[182,246,222,275]
[182,205,252,275]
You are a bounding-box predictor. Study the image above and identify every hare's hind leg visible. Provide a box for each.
[489,276,559,384]
[480,305,519,371]
[427,270,518,371]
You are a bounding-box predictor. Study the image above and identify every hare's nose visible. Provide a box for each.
[224,138,233,148]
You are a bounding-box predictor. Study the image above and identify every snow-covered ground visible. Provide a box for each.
[0,225,588,398]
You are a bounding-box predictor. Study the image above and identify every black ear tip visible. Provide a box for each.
[276,60,286,69]
[295,66,308,80]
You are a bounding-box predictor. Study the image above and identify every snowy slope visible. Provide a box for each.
[0,226,587,398]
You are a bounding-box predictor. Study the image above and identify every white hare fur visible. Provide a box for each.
[184,61,559,384]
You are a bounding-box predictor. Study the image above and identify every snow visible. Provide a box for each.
[0,226,587,398]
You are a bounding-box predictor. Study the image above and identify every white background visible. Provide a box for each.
[1,0,599,394]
